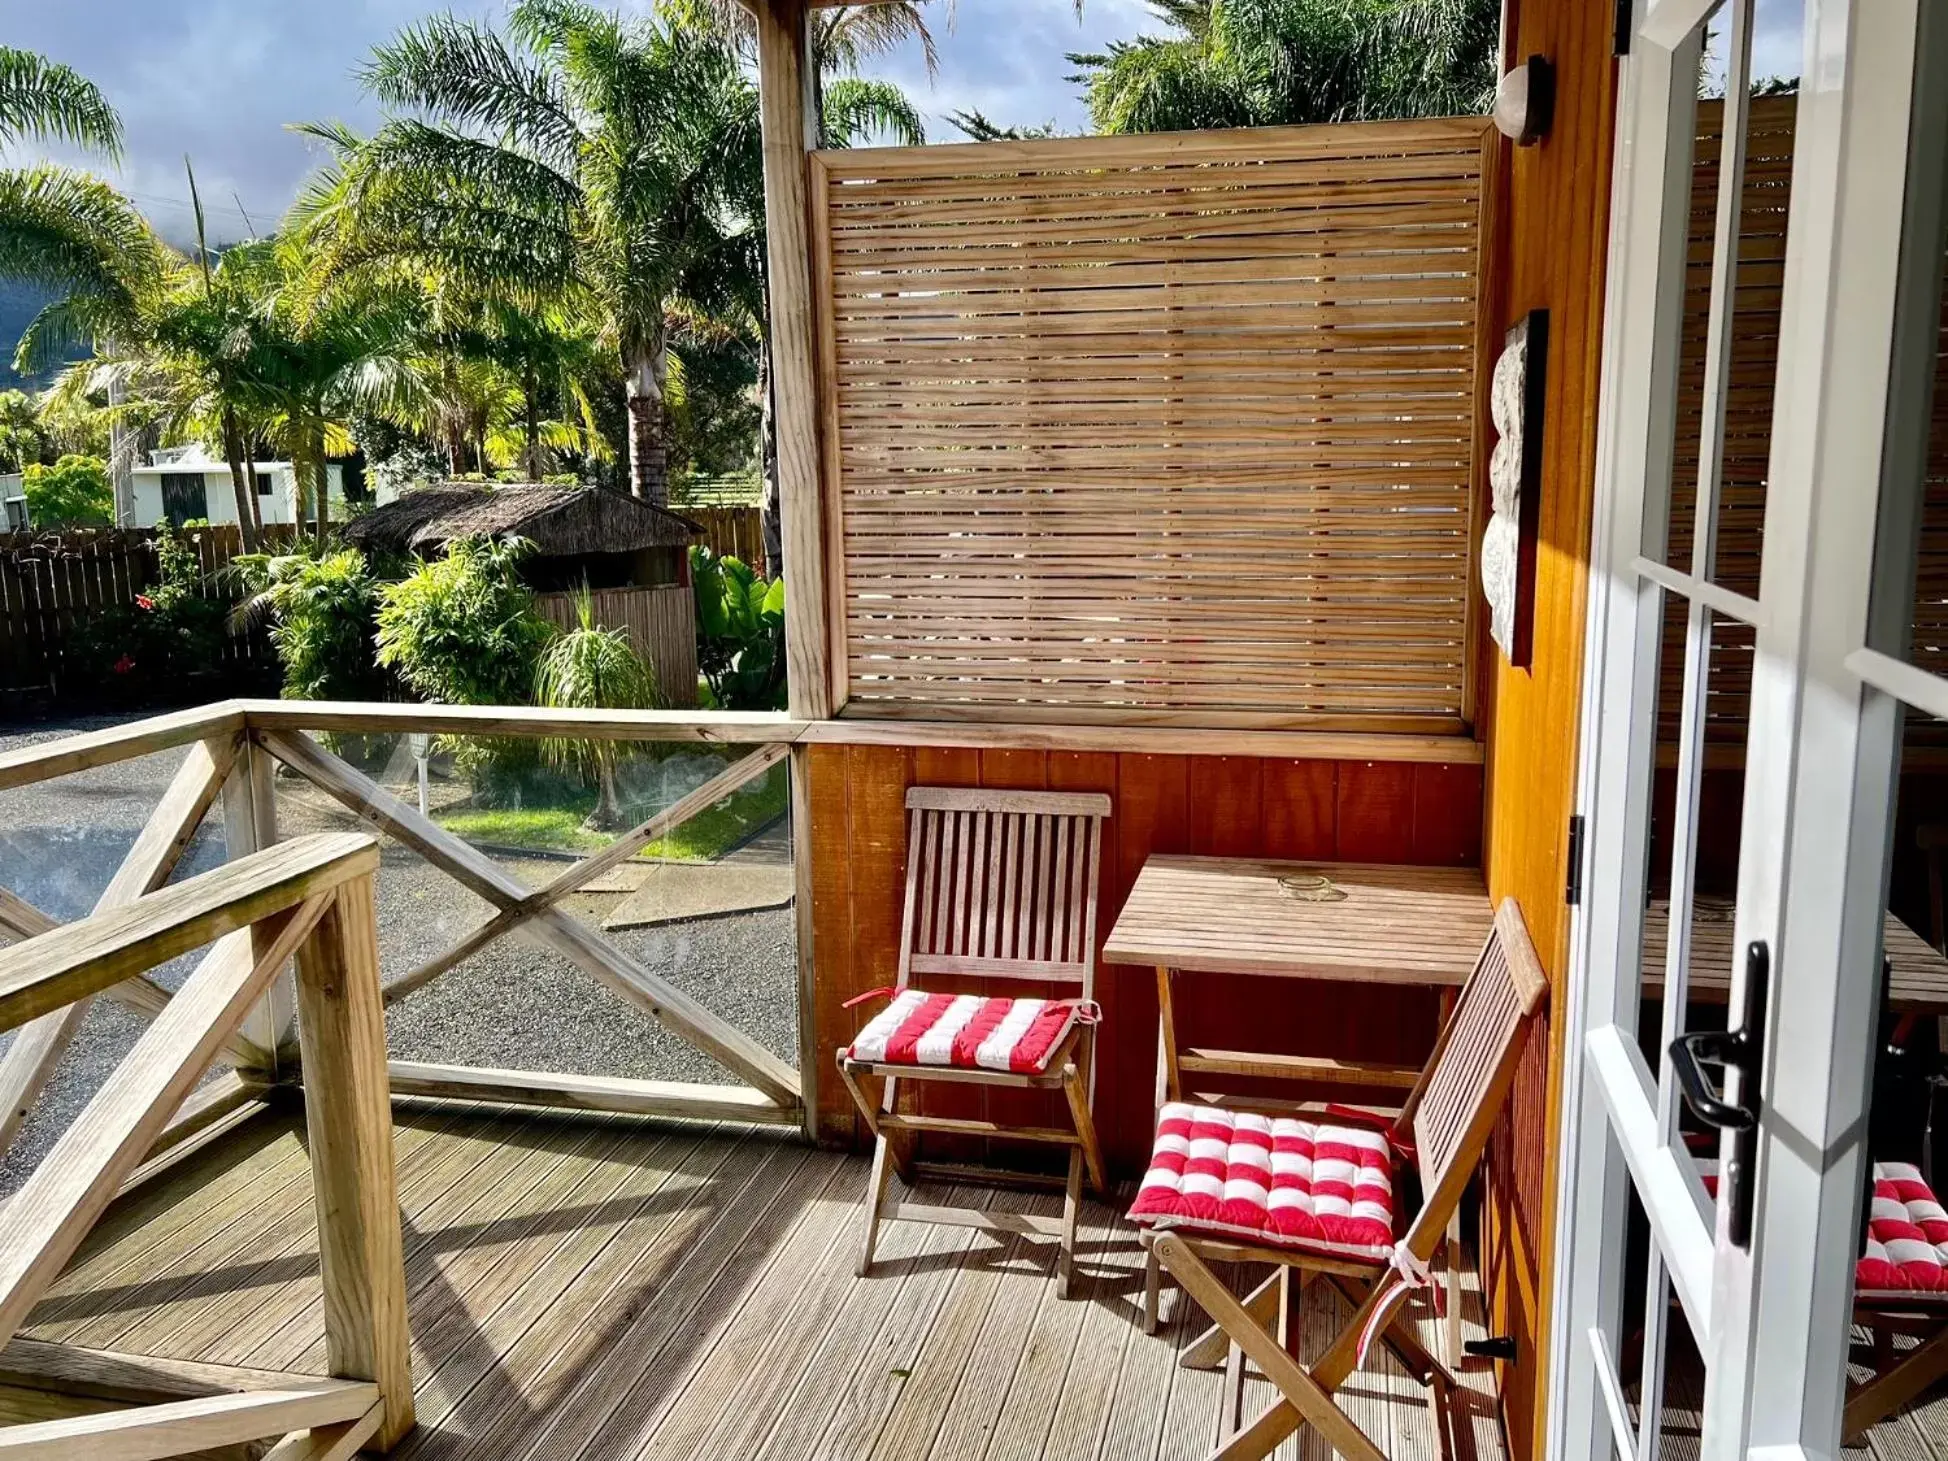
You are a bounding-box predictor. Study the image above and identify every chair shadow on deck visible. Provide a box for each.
[37,1100,1500,1461]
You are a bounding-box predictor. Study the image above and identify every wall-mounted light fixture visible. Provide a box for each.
[1493,55,1555,147]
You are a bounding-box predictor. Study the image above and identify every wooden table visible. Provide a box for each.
[1103,855,1494,1096]
[1104,853,1494,1367]
[1643,898,1948,1014]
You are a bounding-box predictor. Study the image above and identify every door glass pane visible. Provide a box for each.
[1647,603,1753,1142]
[1612,1160,1712,1461]
[1657,0,1803,595]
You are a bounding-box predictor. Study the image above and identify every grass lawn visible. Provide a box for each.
[437,760,788,861]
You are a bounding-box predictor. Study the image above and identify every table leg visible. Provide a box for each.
[1157,966,1182,1105]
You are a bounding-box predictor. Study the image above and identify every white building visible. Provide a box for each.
[128,446,382,529]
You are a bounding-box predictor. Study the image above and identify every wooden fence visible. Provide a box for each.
[813,116,1495,731]
[685,505,768,576]
[533,585,700,707]
[2,525,713,704]
[0,525,297,694]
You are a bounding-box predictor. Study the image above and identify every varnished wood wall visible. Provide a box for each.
[804,743,1484,1169]
[1475,0,1619,1455]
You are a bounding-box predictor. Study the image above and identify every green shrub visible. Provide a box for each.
[22,454,111,527]
[691,545,786,711]
[375,535,553,707]
[231,545,391,702]
[62,522,228,700]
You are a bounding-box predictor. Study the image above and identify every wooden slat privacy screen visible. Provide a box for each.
[813,118,1494,731]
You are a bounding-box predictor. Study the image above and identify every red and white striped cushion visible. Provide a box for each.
[1127,1102,1396,1263]
[1700,1160,1948,1300]
[1859,1162,1948,1298]
[843,990,1081,1075]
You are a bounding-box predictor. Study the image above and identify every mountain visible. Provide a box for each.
[0,280,76,389]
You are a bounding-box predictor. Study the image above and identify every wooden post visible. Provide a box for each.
[754,0,834,722]
[291,878,413,1450]
[226,738,292,1071]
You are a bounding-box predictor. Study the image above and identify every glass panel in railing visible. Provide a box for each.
[0,728,245,1190]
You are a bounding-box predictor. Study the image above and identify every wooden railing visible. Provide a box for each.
[0,832,413,1458]
[0,699,1488,1178]
[0,702,811,1143]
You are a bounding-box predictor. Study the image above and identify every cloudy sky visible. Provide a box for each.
[0,0,1155,245]
[2,0,1809,247]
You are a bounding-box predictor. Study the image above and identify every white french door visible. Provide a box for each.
[1551,0,1948,1458]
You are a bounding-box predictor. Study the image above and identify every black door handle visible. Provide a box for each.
[1669,939,1769,1248]
[1669,1028,1757,1130]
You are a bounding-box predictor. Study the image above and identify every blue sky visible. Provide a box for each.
[0,0,1154,245]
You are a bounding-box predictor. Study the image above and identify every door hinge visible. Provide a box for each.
[1613,0,1633,55]
[1565,814,1586,906]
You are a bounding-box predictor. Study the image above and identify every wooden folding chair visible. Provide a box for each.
[836,786,1111,1297]
[1132,897,1547,1461]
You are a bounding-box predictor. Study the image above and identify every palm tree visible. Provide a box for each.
[1070,0,1497,134]
[302,2,764,509]
[533,586,660,828]
[0,49,161,525]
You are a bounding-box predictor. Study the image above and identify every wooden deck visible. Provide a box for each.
[11,1102,1507,1461]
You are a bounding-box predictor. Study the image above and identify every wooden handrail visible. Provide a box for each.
[0,703,247,793]
[0,703,1488,798]
[0,834,378,1033]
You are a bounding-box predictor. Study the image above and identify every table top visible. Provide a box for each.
[1642,898,1948,1014]
[1102,855,1493,986]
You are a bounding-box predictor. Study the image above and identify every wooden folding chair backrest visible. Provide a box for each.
[897,788,1113,998]
[1395,896,1548,1260]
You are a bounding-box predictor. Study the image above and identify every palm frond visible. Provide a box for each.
[816,4,944,80]
[821,78,928,148]
[361,15,581,165]
[0,48,123,157]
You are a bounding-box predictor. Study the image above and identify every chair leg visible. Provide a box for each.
[1844,1322,1948,1444]
[1444,1203,1464,1368]
[1152,1234,1387,1461]
[857,1133,896,1277]
[1062,1060,1108,1196]
[1184,1269,1283,1370]
[1143,1245,1163,1335]
[1058,1145,1083,1299]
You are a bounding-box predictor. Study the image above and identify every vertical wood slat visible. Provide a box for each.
[914,808,938,956]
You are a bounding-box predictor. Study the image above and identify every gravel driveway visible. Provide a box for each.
[0,712,801,1194]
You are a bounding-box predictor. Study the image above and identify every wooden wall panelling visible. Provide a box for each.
[1261,760,1339,860]
[806,744,860,1145]
[806,744,1481,1173]
[1336,761,1418,863]
[1105,754,1190,1167]
[1477,0,1619,1452]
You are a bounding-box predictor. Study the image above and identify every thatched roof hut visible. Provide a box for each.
[343,484,700,591]
[344,484,698,556]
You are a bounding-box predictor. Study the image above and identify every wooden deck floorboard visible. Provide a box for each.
[22,1104,1508,1461]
